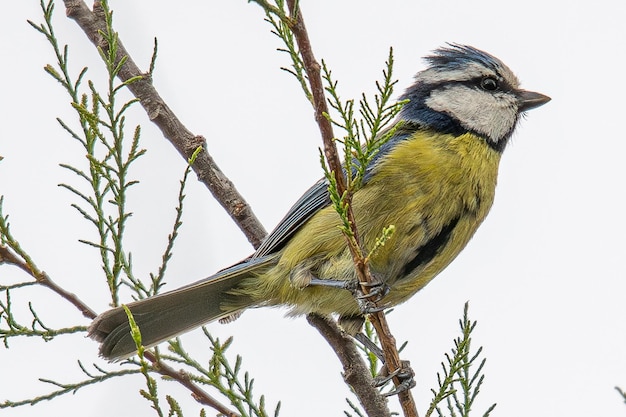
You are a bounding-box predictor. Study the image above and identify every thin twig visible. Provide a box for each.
[283,1,344,192]
[283,2,418,416]
[61,0,267,248]
[0,245,96,319]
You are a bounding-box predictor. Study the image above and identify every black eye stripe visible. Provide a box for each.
[425,77,513,94]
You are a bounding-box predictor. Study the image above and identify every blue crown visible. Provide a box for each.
[425,44,502,73]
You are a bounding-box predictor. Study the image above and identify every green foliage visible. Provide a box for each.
[162,331,281,417]
[344,398,367,417]
[425,303,496,417]
[29,0,146,305]
[322,48,407,191]
[0,196,43,279]
[125,305,174,417]
[361,319,382,377]
[146,146,203,297]
[0,286,86,346]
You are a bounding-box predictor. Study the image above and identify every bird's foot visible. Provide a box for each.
[347,278,390,314]
[374,363,416,396]
[354,333,415,396]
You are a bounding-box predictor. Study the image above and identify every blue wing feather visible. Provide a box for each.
[252,178,331,257]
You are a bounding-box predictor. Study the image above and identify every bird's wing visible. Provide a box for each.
[252,178,331,257]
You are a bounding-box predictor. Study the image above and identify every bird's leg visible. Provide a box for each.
[306,278,352,289]
[354,332,416,396]
[290,263,390,313]
[306,277,391,314]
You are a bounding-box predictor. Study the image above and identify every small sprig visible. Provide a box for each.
[163,332,280,417]
[0,288,86,347]
[28,0,88,105]
[318,48,406,259]
[262,0,312,103]
[344,398,367,417]
[0,361,140,408]
[322,47,408,191]
[123,305,170,417]
[426,303,496,417]
[128,146,203,299]
[0,197,43,280]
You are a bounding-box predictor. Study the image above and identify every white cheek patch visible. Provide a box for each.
[426,85,519,143]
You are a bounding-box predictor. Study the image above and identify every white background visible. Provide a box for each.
[1,1,625,416]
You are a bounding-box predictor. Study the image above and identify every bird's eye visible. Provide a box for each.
[480,77,499,91]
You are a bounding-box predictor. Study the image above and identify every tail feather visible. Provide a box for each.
[88,256,274,360]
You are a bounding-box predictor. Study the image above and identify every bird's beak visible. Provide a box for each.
[518,90,551,112]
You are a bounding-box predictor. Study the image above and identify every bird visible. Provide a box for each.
[89,44,550,360]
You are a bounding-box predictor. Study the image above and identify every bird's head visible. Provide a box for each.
[399,44,550,151]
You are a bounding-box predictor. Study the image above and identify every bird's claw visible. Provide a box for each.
[352,279,390,314]
[373,363,416,396]
[358,299,390,315]
[357,280,390,301]
[354,333,416,396]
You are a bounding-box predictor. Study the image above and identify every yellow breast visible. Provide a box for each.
[364,130,501,304]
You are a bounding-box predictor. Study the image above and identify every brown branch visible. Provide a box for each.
[62,0,267,249]
[283,2,344,192]
[307,314,390,417]
[284,2,418,417]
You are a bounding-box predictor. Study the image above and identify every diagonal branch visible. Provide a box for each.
[62,0,267,248]
[283,2,418,416]
[307,314,390,417]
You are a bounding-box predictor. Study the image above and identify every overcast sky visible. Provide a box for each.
[2,1,625,416]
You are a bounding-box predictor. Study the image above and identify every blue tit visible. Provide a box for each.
[89,44,550,360]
